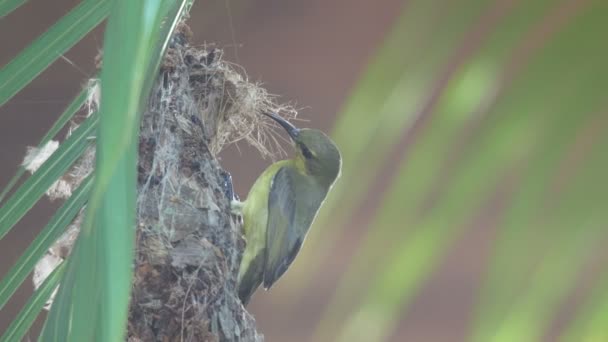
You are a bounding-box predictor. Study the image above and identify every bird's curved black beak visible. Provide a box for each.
[264,112,300,140]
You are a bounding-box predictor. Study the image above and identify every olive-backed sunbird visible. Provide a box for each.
[232,112,342,305]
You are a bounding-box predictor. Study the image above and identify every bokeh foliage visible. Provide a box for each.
[0,1,192,341]
[1,0,607,341]
[284,0,608,341]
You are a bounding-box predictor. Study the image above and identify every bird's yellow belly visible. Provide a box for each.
[237,161,289,283]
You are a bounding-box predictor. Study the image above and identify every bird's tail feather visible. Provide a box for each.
[237,252,265,306]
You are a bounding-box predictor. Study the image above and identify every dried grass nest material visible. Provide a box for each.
[28,23,296,341]
[161,26,297,158]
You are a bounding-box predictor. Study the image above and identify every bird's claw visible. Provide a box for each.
[231,200,244,216]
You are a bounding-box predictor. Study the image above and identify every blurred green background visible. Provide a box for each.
[1,0,607,341]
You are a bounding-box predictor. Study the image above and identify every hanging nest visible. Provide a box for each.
[29,23,296,342]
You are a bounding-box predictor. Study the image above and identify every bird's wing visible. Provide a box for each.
[263,166,302,289]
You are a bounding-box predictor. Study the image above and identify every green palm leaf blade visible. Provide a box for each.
[314,1,608,340]
[0,0,109,108]
[0,112,98,241]
[562,268,608,342]
[472,5,608,340]
[325,0,499,220]
[0,174,92,312]
[328,100,530,342]
[333,83,600,342]
[487,109,608,342]
[285,0,508,297]
[0,262,66,342]
[39,2,191,341]
[312,0,576,339]
[312,0,562,312]
[0,86,90,204]
[490,133,608,342]
[0,0,28,18]
[326,78,548,341]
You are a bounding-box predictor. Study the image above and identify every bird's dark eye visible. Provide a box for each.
[301,145,314,159]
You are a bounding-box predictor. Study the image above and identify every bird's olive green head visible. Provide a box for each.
[265,112,342,187]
